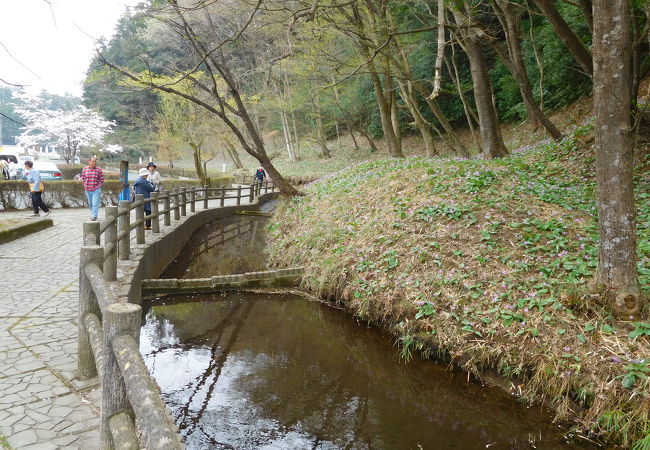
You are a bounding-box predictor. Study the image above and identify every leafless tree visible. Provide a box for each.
[99,0,301,196]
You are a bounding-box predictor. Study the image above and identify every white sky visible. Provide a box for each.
[0,0,143,97]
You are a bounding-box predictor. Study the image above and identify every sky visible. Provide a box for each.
[0,0,143,97]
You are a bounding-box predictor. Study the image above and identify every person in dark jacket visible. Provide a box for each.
[134,168,156,230]
[255,166,266,186]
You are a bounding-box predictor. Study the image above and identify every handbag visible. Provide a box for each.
[29,181,44,193]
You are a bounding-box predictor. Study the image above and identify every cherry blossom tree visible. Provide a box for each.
[16,94,115,164]
[101,144,123,162]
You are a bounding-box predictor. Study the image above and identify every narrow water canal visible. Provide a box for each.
[141,209,592,449]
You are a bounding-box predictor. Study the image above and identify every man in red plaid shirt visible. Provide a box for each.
[80,156,104,220]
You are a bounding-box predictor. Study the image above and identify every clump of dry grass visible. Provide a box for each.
[268,127,650,447]
[0,218,25,230]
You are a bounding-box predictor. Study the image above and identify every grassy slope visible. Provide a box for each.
[268,124,650,447]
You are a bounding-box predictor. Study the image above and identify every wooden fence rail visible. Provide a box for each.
[77,179,276,449]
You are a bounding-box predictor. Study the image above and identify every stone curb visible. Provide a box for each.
[141,268,304,294]
[0,217,54,244]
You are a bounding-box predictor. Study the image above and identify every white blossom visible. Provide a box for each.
[103,144,123,154]
[15,93,115,163]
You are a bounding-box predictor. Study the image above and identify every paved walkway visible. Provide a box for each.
[0,208,101,449]
[0,195,255,449]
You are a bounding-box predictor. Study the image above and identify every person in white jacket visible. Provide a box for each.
[7,160,18,180]
[146,162,162,191]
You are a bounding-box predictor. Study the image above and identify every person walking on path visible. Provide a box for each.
[7,159,18,180]
[0,159,8,180]
[134,168,156,230]
[80,156,104,221]
[255,166,266,186]
[146,162,162,191]
[24,160,50,217]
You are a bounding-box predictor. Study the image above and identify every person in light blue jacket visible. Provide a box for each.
[24,161,50,217]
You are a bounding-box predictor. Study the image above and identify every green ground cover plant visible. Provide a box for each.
[268,126,650,446]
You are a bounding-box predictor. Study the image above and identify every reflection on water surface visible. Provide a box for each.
[163,215,269,279]
[141,293,590,449]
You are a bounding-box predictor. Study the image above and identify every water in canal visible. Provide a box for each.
[142,211,592,449]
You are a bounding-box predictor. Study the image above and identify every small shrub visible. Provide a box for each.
[0,178,227,210]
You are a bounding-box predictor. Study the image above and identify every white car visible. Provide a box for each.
[22,161,62,181]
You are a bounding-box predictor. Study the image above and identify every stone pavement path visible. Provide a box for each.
[0,195,254,449]
[0,208,101,449]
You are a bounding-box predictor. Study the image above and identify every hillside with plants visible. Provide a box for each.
[268,122,650,447]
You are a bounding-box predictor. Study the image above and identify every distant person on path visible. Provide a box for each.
[146,162,162,191]
[24,160,50,217]
[135,168,156,230]
[255,166,266,186]
[80,156,104,221]
[0,159,8,180]
[7,160,18,180]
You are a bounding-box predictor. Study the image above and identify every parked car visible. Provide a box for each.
[15,156,35,178]
[22,161,62,181]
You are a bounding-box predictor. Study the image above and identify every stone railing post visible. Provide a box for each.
[180,187,187,216]
[236,185,242,205]
[163,192,171,226]
[220,185,225,207]
[83,221,100,245]
[78,245,104,380]
[104,206,118,281]
[249,184,254,203]
[151,192,160,233]
[118,200,130,260]
[203,185,209,209]
[101,302,141,449]
[172,188,180,221]
[190,186,196,213]
[135,194,145,244]
[264,180,269,194]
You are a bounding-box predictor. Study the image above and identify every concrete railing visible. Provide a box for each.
[77,180,277,449]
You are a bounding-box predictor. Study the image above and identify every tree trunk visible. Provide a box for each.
[531,0,593,76]
[314,95,332,158]
[357,127,379,153]
[396,79,438,157]
[190,142,207,186]
[453,9,508,159]
[492,0,563,140]
[223,140,243,169]
[281,111,297,162]
[347,124,361,151]
[388,80,402,151]
[445,44,482,153]
[526,4,547,113]
[578,0,593,34]
[368,61,403,157]
[592,0,644,318]
[419,88,471,157]
[284,71,301,159]
[429,0,446,99]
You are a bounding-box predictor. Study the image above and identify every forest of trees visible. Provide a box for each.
[84,0,608,179]
[84,0,647,316]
